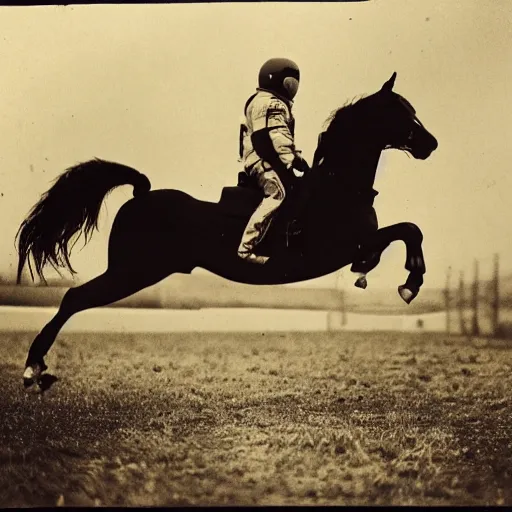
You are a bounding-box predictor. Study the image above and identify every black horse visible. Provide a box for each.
[17,72,438,387]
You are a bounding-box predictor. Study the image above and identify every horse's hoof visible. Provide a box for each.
[23,362,46,388]
[398,285,416,304]
[23,367,38,388]
[355,275,368,289]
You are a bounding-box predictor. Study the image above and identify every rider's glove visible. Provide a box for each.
[290,154,311,178]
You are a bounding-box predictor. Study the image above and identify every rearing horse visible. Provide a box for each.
[17,72,438,387]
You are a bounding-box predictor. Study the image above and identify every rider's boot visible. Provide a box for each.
[238,250,270,265]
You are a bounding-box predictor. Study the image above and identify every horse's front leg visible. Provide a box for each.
[397,223,426,303]
[351,222,426,304]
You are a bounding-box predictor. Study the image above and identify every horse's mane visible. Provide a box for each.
[323,93,372,134]
[313,93,374,169]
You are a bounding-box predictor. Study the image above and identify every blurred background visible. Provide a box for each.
[0,1,511,337]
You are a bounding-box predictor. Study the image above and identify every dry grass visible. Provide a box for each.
[0,329,511,506]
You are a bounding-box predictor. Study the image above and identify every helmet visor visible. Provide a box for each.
[283,77,299,99]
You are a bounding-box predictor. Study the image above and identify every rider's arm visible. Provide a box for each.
[249,96,299,173]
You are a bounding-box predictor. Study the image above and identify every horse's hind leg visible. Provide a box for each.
[350,232,390,289]
[351,248,383,289]
[23,267,168,387]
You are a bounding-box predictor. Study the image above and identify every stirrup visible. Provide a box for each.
[287,219,302,236]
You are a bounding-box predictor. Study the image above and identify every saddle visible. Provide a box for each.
[218,171,305,256]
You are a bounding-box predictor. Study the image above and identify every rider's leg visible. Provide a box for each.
[238,168,286,264]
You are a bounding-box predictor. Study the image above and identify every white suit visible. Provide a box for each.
[238,88,303,263]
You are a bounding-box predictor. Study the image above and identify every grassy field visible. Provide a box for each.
[0,330,511,507]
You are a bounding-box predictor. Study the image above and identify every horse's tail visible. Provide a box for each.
[15,158,151,284]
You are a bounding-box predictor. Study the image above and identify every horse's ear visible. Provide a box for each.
[381,72,397,92]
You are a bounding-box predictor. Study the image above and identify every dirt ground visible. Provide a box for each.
[0,329,511,507]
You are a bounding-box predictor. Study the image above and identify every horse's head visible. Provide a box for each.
[376,72,438,160]
[313,73,438,173]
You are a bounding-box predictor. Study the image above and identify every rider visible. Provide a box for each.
[237,57,311,265]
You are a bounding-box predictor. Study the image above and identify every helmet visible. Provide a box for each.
[258,58,300,101]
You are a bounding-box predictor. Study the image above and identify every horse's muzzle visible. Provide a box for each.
[412,132,438,160]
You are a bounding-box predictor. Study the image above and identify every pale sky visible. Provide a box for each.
[1,1,511,291]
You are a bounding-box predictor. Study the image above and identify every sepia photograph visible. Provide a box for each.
[0,0,511,507]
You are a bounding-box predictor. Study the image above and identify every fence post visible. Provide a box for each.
[444,266,452,334]
[471,259,480,336]
[490,253,500,337]
[458,271,467,335]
